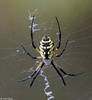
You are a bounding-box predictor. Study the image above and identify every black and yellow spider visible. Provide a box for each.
[12,16,85,87]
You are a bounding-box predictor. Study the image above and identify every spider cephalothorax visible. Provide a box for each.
[12,16,85,87]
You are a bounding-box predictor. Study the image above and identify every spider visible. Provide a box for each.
[12,16,85,87]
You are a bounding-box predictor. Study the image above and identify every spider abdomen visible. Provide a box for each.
[39,35,55,59]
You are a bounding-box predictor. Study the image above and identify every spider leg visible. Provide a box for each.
[52,61,86,76]
[12,62,44,83]
[54,40,68,57]
[55,16,61,49]
[21,44,42,59]
[54,16,61,53]
[30,61,44,87]
[58,66,85,76]
[31,16,40,53]
[51,60,66,86]
[11,70,37,82]
[30,68,41,87]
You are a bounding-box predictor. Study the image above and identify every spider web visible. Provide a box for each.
[0,0,92,100]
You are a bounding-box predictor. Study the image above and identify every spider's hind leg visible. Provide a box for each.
[11,70,37,82]
[51,60,66,86]
[30,61,44,87]
[52,61,86,76]
[59,67,86,76]
[12,61,44,87]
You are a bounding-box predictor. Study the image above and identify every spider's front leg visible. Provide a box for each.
[30,16,40,53]
[54,16,61,52]
[54,16,68,57]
